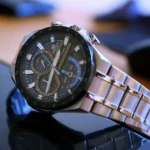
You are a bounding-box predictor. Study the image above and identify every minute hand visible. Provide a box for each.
[57,43,72,70]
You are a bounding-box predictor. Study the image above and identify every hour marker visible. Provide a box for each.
[54,93,58,101]
[68,89,72,94]
[79,60,86,65]
[37,95,42,99]
[26,54,32,60]
[64,36,69,45]
[37,42,44,50]
[50,35,55,43]
[24,70,34,74]
[28,82,35,88]
[74,46,80,52]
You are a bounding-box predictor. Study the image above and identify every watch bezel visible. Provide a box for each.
[15,25,95,111]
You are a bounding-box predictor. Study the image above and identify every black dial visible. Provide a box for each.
[15,26,95,110]
[36,73,60,97]
[31,51,53,73]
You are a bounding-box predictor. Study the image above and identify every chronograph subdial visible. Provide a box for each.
[31,51,53,74]
[36,72,61,97]
[60,56,82,90]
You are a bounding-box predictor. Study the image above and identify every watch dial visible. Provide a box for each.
[15,26,94,110]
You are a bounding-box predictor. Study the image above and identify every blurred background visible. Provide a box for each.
[0,0,150,86]
[0,0,150,150]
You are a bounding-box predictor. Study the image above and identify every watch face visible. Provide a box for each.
[15,26,95,110]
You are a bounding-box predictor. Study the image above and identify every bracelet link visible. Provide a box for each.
[92,103,112,117]
[133,98,150,122]
[125,117,139,127]
[124,76,141,91]
[109,110,126,122]
[108,66,126,83]
[88,75,112,103]
[104,81,127,110]
[80,97,94,112]
[145,111,150,126]
[137,122,149,131]
[119,89,141,117]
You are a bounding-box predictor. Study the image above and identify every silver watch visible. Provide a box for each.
[11,21,150,138]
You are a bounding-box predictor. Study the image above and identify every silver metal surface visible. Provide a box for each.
[93,46,112,74]
[137,122,149,131]
[119,90,141,117]
[133,99,150,122]
[70,25,81,31]
[89,34,100,45]
[109,110,126,122]
[87,93,104,103]
[80,97,94,112]
[104,83,126,110]
[88,76,112,102]
[108,66,126,83]
[51,21,62,26]
[92,103,112,117]
[124,76,141,91]
[145,111,150,126]
[125,117,139,127]
[113,80,127,90]
[139,86,150,97]
[142,95,150,103]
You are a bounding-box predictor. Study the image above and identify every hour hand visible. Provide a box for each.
[57,43,72,70]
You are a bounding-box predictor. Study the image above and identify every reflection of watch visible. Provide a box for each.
[11,21,150,138]
[7,90,146,150]
[8,113,146,150]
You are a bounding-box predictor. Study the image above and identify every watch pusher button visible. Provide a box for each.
[70,25,81,31]
[51,21,62,26]
[89,34,100,45]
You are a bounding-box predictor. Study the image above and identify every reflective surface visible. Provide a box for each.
[0,62,150,150]
[7,89,148,150]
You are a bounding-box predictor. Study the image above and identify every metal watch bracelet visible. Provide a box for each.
[80,58,150,137]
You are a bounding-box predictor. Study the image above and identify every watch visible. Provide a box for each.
[11,21,150,138]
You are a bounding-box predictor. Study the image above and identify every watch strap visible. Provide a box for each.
[80,62,150,137]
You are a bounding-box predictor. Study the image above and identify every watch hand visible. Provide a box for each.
[41,60,46,68]
[43,79,48,83]
[37,44,60,75]
[57,43,72,71]
[61,70,73,77]
[45,50,61,94]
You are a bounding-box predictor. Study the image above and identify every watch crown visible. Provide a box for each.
[51,21,62,26]
[89,34,100,45]
[70,25,81,31]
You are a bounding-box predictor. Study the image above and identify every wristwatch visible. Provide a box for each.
[11,21,150,138]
